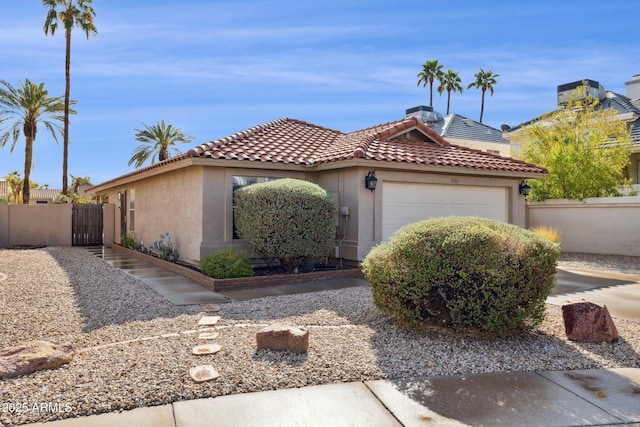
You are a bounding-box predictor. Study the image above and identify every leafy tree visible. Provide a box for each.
[515,83,632,201]
[2,171,41,204]
[416,59,444,107]
[0,79,67,204]
[70,174,91,194]
[43,0,98,195]
[4,171,24,204]
[128,120,195,168]
[467,68,499,123]
[437,69,463,115]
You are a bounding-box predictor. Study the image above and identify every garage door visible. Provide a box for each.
[382,182,508,240]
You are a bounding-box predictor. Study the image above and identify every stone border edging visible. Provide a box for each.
[110,245,364,292]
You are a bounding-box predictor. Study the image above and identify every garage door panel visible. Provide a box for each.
[382,182,507,240]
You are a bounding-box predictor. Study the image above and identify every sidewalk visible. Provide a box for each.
[24,368,640,426]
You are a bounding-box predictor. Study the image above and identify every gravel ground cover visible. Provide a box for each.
[0,247,639,426]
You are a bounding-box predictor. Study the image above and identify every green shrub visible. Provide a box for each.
[362,216,561,336]
[120,232,136,249]
[235,178,337,272]
[200,247,254,279]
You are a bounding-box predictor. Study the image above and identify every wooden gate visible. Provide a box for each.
[72,204,104,246]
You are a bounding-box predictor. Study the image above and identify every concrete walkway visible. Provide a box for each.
[25,368,640,426]
[86,247,368,305]
[26,249,640,426]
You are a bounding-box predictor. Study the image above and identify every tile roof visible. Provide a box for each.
[91,116,546,191]
[186,116,545,174]
[430,114,510,144]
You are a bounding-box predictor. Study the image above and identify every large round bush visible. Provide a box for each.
[235,178,337,272]
[362,216,561,336]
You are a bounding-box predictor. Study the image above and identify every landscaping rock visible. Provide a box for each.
[0,341,75,379]
[256,323,309,353]
[201,305,221,313]
[189,365,220,383]
[198,316,221,326]
[562,301,619,343]
[198,332,220,340]
[192,344,222,355]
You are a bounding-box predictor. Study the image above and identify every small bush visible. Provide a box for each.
[200,248,254,279]
[530,225,561,244]
[235,178,337,272]
[120,232,136,249]
[362,216,561,336]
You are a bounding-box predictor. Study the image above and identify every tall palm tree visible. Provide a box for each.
[0,79,66,204]
[128,120,195,168]
[416,59,444,107]
[43,0,97,195]
[437,69,464,115]
[467,68,499,123]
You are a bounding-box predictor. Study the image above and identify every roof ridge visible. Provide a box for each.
[187,118,291,157]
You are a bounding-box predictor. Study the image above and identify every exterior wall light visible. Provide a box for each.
[365,171,378,192]
[519,180,531,196]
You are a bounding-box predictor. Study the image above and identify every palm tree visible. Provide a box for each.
[0,79,66,204]
[43,0,97,195]
[467,68,499,123]
[128,120,195,168]
[437,69,464,115]
[4,171,24,204]
[416,59,444,107]
[70,174,91,195]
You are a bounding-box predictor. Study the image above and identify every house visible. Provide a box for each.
[0,180,61,204]
[405,106,512,156]
[505,75,640,188]
[89,110,546,265]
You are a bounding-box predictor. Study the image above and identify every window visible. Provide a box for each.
[232,176,277,239]
[129,190,135,231]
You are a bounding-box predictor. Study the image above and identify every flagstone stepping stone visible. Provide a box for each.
[189,365,220,383]
[202,305,221,313]
[198,332,220,340]
[192,343,222,355]
[198,316,221,326]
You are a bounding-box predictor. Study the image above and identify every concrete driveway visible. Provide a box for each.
[548,267,640,322]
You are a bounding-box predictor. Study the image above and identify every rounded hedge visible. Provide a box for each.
[200,247,254,279]
[234,178,337,272]
[362,216,561,336]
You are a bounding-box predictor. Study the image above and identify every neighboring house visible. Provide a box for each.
[0,180,61,204]
[505,75,640,188]
[89,111,545,265]
[406,106,512,156]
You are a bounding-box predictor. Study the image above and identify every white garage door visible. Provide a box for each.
[382,182,508,240]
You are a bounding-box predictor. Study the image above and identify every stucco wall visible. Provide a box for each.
[528,196,640,256]
[0,204,72,246]
[199,167,309,260]
[0,204,8,245]
[93,162,530,264]
[0,204,114,247]
[108,167,206,263]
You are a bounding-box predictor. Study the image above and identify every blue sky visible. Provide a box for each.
[1,0,638,187]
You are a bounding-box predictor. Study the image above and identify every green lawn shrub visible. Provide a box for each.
[234,178,337,272]
[362,216,561,336]
[200,247,254,279]
[120,232,136,249]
